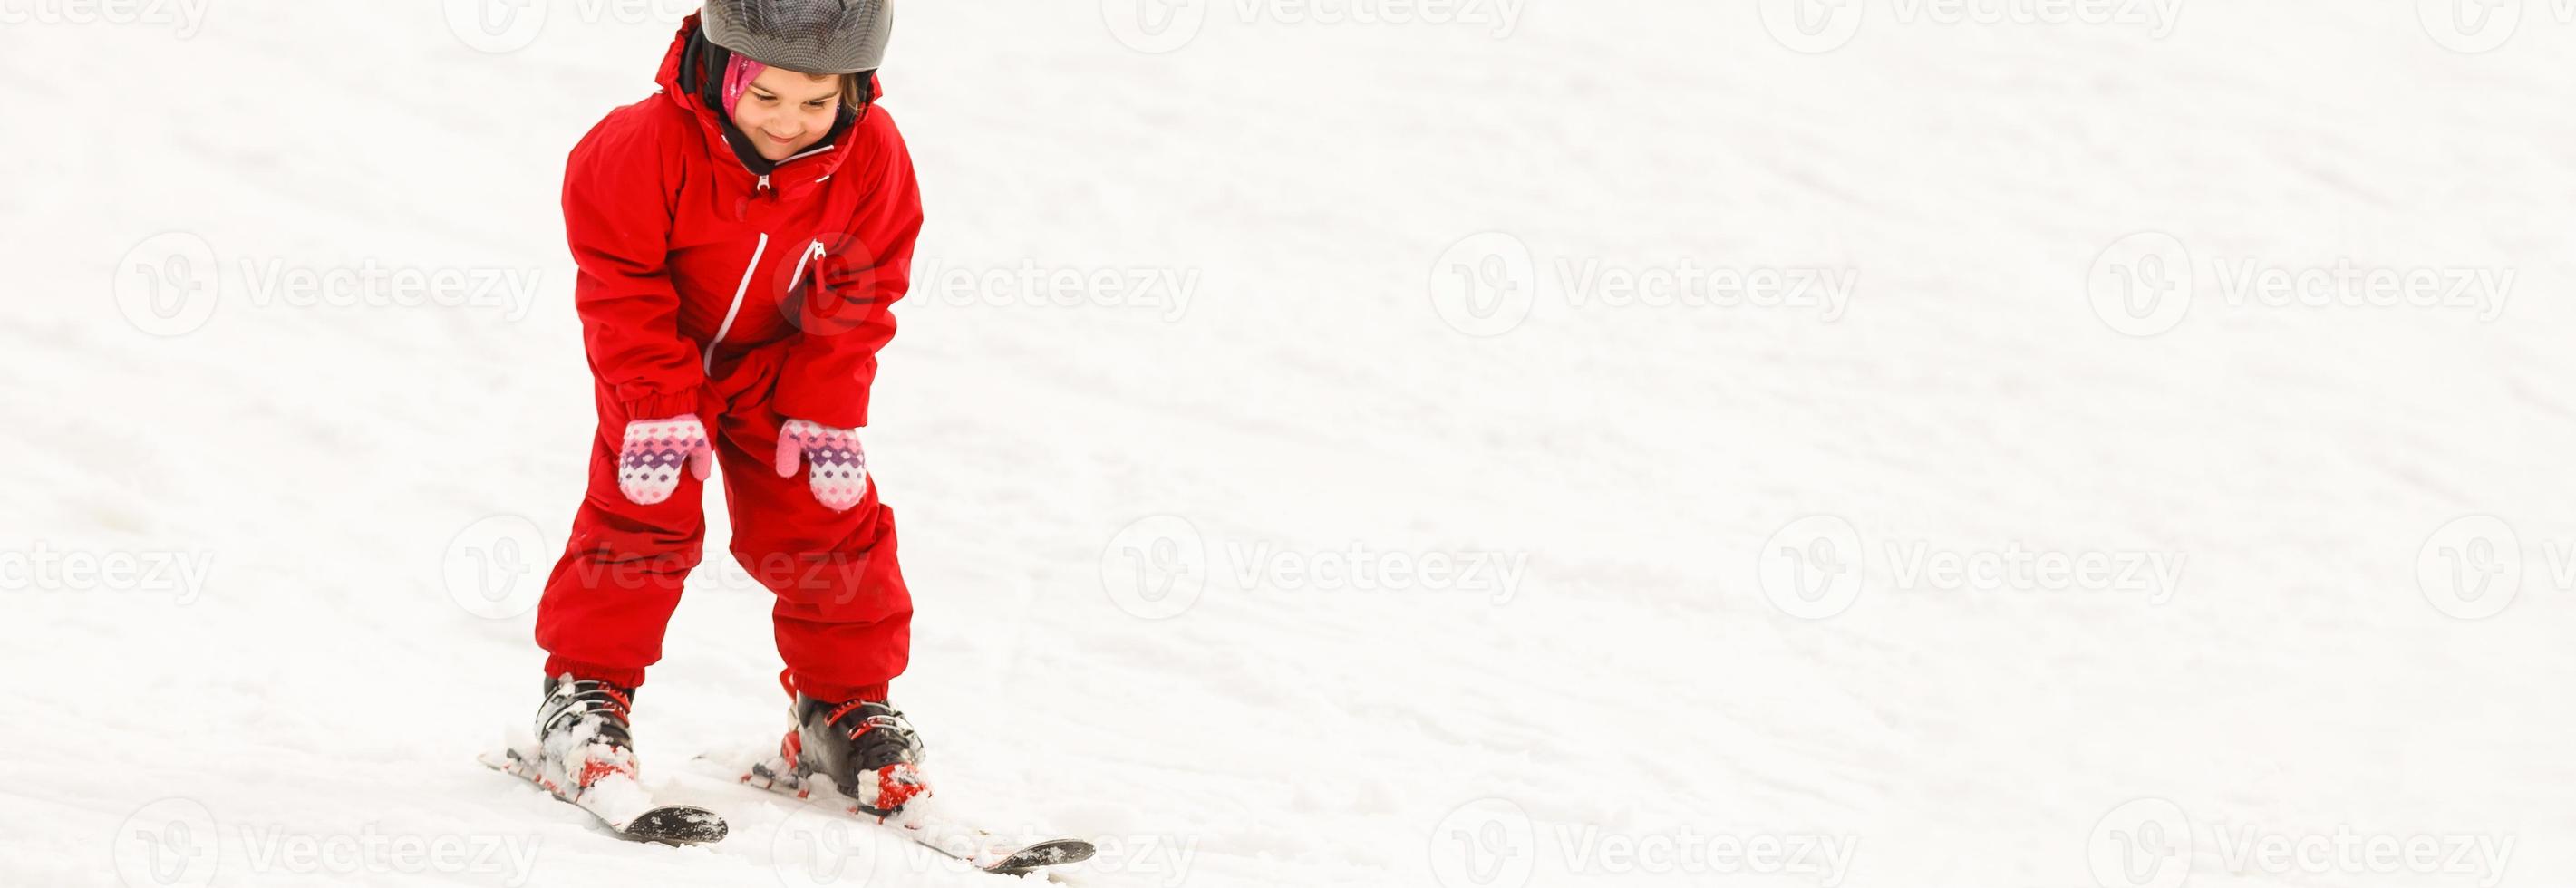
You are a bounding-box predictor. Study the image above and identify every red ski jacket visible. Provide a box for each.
[563,17,922,430]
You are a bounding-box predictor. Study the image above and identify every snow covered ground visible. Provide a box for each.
[5,1,2575,885]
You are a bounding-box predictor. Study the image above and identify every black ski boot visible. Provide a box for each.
[496,674,725,844]
[534,674,642,796]
[780,694,930,817]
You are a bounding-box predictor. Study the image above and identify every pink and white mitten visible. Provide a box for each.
[617,416,713,505]
[774,419,870,511]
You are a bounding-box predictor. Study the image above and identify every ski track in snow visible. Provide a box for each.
[5,2,2576,886]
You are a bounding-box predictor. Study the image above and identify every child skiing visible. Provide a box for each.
[510,0,926,842]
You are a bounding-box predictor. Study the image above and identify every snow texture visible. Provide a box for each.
[5,2,2574,887]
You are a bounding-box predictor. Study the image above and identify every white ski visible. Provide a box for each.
[697,748,1094,874]
[480,742,728,845]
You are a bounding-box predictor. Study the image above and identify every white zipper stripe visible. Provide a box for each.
[703,232,770,375]
[784,239,823,297]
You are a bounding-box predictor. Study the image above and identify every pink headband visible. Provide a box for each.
[721,53,769,117]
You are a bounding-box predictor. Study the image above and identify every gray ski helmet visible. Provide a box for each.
[700,0,892,75]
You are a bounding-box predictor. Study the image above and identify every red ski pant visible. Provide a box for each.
[535,345,910,703]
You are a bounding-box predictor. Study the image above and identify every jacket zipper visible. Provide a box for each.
[786,239,826,295]
[703,232,770,374]
[746,142,833,194]
[709,141,835,372]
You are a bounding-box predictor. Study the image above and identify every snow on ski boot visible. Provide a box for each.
[778,692,930,818]
[534,673,643,796]
[488,674,726,844]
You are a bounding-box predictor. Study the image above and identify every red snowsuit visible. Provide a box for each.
[535,18,922,704]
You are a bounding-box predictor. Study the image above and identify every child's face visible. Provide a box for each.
[730,68,841,161]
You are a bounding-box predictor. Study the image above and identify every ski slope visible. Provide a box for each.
[5,1,2575,885]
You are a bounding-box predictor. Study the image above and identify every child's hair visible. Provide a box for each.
[838,71,878,111]
[684,29,877,113]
